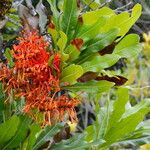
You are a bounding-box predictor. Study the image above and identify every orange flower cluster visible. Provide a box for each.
[0,31,79,125]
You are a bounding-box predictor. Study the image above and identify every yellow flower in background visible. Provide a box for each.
[143,32,150,56]
[67,121,77,132]
[140,144,150,150]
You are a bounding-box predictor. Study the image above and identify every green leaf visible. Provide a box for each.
[85,125,96,142]
[60,64,83,85]
[85,126,106,146]
[76,16,107,42]
[85,103,111,144]
[80,54,120,72]
[81,28,119,53]
[48,28,58,47]
[123,99,150,118]
[87,103,112,143]
[102,92,150,148]
[63,80,114,93]
[64,45,80,62]
[57,31,67,51]
[101,4,142,36]
[124,119,150,140]
[101,12,129,35]
[117,136,150,147]
[82,7,115,25]
[0,116,20,146]
[61,53,69,63]
[104,108,150,146]
[96,103,112,140]
[2,115,31,150]
[61,0,79,41]
[75,28,119,64]
[56,31,69,65]
[137,119,150,131]
[33,123,64,150]
[57,31,69,63]
[113,34,142,58]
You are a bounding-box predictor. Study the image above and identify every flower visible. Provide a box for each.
[0,31,80,126]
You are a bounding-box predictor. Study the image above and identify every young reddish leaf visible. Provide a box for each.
[77,72,98,82]
[71,38,84,50]
[78,16,83,24]
[48,22,55,29]
[77,0,81,8]
[54,124,71,143]
[99,42,116,56]
[96,75,128,86]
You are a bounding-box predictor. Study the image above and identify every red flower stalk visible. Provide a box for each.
[0,31,80,126]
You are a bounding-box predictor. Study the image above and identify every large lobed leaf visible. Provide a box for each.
[100,4,142,36]
[84,88,150,149]
[82,7,115,25]
[104,108,150,147]
[113,34,142,58]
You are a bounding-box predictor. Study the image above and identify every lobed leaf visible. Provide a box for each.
[103,109,150,148]
[82,7,115,25]
[107,88,129,131]
[113,34,142,58]
[101,4,142,36]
